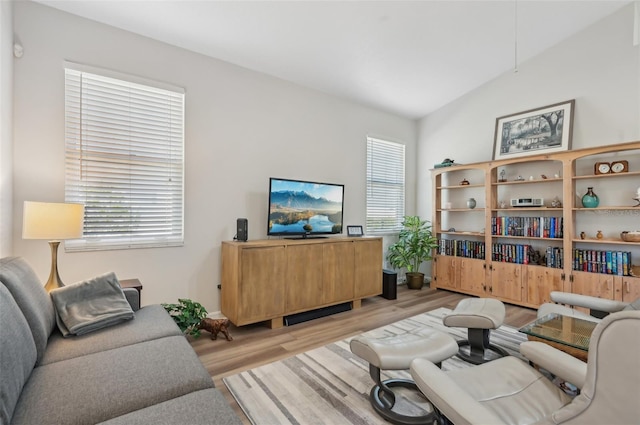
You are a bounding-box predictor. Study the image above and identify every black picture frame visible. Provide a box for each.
[493,99,575,160]
[347,225,364,237]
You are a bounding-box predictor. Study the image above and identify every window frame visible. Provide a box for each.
[366,136,406,235]
[64,63,185,251]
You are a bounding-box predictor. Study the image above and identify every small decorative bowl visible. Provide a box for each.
[620,231,640,242]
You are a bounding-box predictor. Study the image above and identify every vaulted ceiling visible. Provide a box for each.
[34,0,631,119]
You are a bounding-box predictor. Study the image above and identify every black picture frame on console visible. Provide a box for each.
[347,225,364,237]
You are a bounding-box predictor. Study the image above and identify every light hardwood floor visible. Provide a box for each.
[190,285,537,423]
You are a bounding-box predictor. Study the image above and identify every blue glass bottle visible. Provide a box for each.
[581,187,599,208]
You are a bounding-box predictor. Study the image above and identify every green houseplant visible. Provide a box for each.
[161,298,208,338]
[386,216,439,290]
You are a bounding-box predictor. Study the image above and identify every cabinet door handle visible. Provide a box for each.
[626,281,630,294]
[561,273,565,280]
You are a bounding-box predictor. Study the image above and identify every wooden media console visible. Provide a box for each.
[221,237,382,328]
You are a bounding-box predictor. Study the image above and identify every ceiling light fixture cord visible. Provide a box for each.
[514,0,519,73]
[634,1,639,46]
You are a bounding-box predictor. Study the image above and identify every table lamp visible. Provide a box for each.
[22,201,84,292]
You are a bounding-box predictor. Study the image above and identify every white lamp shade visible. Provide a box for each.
[23,201,84,240]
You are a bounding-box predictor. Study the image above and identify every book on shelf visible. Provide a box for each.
[492,242,535,265]
[491,216,563,238]
[546,246,563,269]
[438,239,485,259]
[572,249,632,276]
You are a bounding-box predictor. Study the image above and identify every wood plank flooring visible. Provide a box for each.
[190,285,537,423]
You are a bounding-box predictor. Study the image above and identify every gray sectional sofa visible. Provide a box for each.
[0,256,242,425]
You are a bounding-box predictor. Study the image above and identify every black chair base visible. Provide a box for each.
[430,406,453,425]
[455,328,509,365]
[368,365,437,425]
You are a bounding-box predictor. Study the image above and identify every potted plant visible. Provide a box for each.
[386,216,439,290]
[161,298,208,338]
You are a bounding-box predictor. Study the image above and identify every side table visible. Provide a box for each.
[519,313,597,362]
[120,278,143,299]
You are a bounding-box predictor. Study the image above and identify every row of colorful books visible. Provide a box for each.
[491,243,535,264]
[437,239,485,259]
[437,240,541,264]
[572,249,633,276]
[437,242,636,276]
[546,246,563,269]
[491,216,563,238]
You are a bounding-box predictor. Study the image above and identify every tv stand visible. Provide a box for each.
[284,235,328,240]
[221,237,383,328]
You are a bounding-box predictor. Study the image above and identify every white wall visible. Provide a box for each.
[637,2,640,138]
[0,0,13,257]
[12,1,417,312]
[418,4,640,224]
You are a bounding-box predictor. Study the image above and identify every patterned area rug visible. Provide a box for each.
[223,307,528,425]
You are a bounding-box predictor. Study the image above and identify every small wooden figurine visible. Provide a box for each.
[198,318,233,341]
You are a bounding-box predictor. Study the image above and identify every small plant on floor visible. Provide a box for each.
[162,298,208,338]
[386,215,438,290]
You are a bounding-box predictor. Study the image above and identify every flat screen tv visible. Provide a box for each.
[267,177,344,238]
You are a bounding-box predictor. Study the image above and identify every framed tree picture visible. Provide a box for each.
[493,99,575,160]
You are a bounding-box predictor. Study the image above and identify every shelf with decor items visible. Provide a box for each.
[432,140,640,310]
[432,163,489,298]
[489,157,566,307]
[568,143,640,303]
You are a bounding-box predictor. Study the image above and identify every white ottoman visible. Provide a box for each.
[443,298,509,364]
[350,328,458,425]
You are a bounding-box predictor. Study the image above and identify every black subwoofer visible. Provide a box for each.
[381,269,397,300]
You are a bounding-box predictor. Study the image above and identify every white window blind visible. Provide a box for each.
[366,137,405,234]
[65,66,185,251]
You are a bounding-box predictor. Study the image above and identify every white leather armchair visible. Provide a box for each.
[410,310,640,425]
[537,291,639,322]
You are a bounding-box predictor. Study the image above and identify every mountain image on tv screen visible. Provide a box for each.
[268,178,344,235]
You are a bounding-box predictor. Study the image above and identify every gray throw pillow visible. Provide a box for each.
[0,284,37,424]
[0,257,56,363]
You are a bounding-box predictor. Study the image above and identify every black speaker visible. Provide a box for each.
[381,269,397,300]
[236,218,248,242]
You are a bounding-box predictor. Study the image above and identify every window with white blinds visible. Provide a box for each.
[64,65,185,251]
[366,137,405,234]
